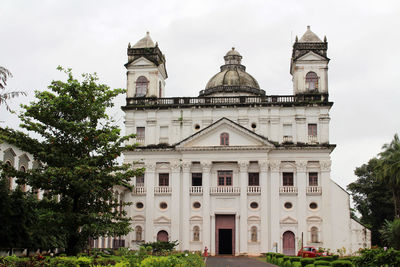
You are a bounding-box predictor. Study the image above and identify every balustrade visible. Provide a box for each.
[210,186,240,195]
[132,187,146,195]
[189,186,203,195]
[247,186,261,195]
[279,186,298,195]
[154,186,172,195]
[306,186,322,195]
[308,135,318,144]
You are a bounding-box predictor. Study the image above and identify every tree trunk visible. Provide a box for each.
[394,188,400,218]
[65,230,81,256]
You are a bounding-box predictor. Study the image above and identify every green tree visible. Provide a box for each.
[380,218,400,249]
[0,66,26,111]
[347,158,395,246]
[377,133,400,218]
[0,67,140,255]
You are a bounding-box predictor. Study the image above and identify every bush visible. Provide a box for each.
[292,262,302,267]
[314,260,331,266]
[300,257,315,267]
[141,240,179,253]
[331,260,353,267]
[289,256,301,262]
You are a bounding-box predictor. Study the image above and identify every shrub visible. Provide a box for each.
[292,262,302,267]
[304,264,314,267]
[141,240,179,253]
[289,256,301,262]
[331,260,353,267]
[300,258,315,267]
[314,260,331,266]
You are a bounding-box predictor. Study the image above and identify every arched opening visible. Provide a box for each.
[193,226,200,241]
[5,161,12,190]
[220,132,229,146]
[282,231,295,255]
[135,76,148,97]
[135,226,143,241]
[20,166,26,192]
[157,230,168,242]
[251,226,258,242]
[311,226,319,243]
[305,71,318,90]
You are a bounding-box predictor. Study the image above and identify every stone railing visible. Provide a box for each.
[308,135,318,144]
[306,186,322,195]
[132,187,146,195]
[135,137,145,145]
[247,186,261,195]
[210,186,240,195]
[190,186,203,195]
[123,94,330,110]
[279,186,298,195]
[154,186,172,195]
[283,135,293,143]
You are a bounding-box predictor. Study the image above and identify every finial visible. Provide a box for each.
[232,47,235,51]
[128,42,131,48]
[295,36,298,42]
[155,41,158,46]
[146,31,150,35]
[307,25,310,30]
[324,35,327,42]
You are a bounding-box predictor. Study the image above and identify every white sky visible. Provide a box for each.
[1,0,399,189]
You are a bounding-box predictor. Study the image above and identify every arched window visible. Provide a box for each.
[135,226,143,241]
[157,230,169,242]
[220,132,229,146]
[305,72,318,90]
[20,166,26,192]
[251,226,258,242]
[135,76,148,97]
[193,226,200,241]
[6,161,12,190]
[311,226,319,243]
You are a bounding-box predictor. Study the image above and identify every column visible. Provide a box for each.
[181,161,191,250]
[296,160,307,248]
[201,161,212,254]
[320,160,332,248]
[269,160,281,252]
[239,161,249,254]
[171,161,181,246]
[259,160,269,253]
[145,163,156,241]
[235,214,240,255]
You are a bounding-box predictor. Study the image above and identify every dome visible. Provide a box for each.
[200,48,264,96]
[299,26,323,43]
[133,31,155,48]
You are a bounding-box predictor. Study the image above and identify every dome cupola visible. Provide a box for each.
[200,48,265,97]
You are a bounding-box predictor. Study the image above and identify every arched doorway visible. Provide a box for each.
[157,230,168,242]
[282,231,295,255]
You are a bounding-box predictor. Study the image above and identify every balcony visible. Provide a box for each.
[135,137,145,145]
[190,186,203,195]
[154,186,172,195]
[306,186,322,195]
[247,186,261,195]
[132,187,146,195]
[283,135,293,143]
[308,135,318,144]
[279,186,298,195]
[123,94,331,110]
[210,186,240,195]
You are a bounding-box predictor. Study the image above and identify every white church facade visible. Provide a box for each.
[119,27,370,256]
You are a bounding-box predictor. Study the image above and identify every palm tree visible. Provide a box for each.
[0,66,26,111]
[378,133,400,218]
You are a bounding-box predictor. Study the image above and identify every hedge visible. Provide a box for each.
[330,260,353,267]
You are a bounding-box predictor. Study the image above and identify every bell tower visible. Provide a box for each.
[125,32,167,98]
[290,26,329,95]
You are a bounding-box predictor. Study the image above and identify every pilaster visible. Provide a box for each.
[269,160,280,252]
[181,161,191,250]
[239,160,249,254]
[145,162,156,241]
[171,161,181,246]
[296,160,307,244]
[201,161,212,253]
[320,159,332,248]
[259,160,269,253]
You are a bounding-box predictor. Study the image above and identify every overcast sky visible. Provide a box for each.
[1,0,399,189]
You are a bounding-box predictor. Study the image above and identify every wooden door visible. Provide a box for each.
[282,231,295,255]
[157,230,168,242]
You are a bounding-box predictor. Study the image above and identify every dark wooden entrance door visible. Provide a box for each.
[157,230,168,242]
[282,231,295,255]
[215,215,235,255]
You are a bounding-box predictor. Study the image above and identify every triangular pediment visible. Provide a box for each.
[128,57,156,67]
[280,216,298,225]
[297,51,327,61]
[18,153,31,162]
[175,118,274,150]
[154,216,171,224]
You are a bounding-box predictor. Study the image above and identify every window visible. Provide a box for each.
[218,171,232,186]
[136,127,145,139]
[283,172,294,186]
[159,126,168,143]
[159,202,168,210]
[309,172,318,186]
[311,227,318,243]
[135,226,143,241]
[308,124,317,137]
[248,173,259,186]
[284,202,293,209]
[251,226,258,242]
[192,173,202,186]
[220,132,229,146]
[159,81,162,97]
[136,175,144,187]
[306,71,318,90]
[135,76,148,97]
[193,226,200,241]
[159,173,169,186]
[250,202,259,209]
[136,202,144,209]
[309,202,318,210]
[193,202,201,209]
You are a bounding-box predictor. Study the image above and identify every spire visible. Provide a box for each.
[133,31,155,48]
[299,25,323,43]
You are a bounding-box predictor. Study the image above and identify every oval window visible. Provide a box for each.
[309,202,318,210]
[193,202,201,209]
[159,202,168,210]
[284,202,293,209]
[250,202,259,209]
[136,202,144,209]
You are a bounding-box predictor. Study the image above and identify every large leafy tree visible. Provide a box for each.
[0,67,139,255]
[377,134,400,218]
[0,66,26,111]
[347,158,395,246]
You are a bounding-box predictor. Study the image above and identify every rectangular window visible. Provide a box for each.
[159,173,169,186]
[136,175,145,187]
[283,124,292,136]
[309,172,318,186]
[283,172,294,186]
[159,126,169,143]
[218,170,233,186]
[248,173,260,186]
[308,124,317,136]
[192,173,202,186]
[136,127,145,138]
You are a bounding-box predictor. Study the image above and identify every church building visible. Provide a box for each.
[120,27,370,255]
